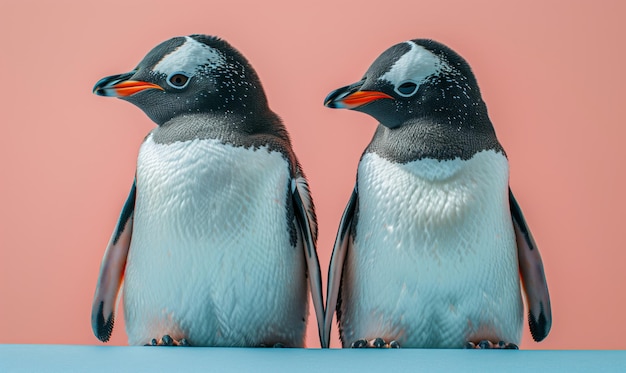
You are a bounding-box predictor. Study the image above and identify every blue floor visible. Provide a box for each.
[1,345,624,372]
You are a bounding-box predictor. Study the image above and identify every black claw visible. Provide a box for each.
[389,340,400,349]
[162,335,173,346]
[372,338,386,348]
[147,335,187,346]
[351,339,368,348]
[467,340,519,350]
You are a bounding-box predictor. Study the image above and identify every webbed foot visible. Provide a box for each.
[145,335,189,346]
[351,338,400,348]
[464,340,518,349]
[259,342,287,348]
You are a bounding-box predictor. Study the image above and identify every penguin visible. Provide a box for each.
[322,39,551,349]
[91,34,324,347]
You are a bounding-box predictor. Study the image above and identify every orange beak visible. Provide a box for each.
[103,80,164,97]
[324,81,394,109]
[337,90,394,109]
[93,72,164,97]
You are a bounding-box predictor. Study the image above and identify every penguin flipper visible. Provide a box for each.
[291,177,325,347]
[323,185,358,348]
[91,180,136,342]
[510,188,552,342]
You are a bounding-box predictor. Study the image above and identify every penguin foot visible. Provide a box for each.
[351,338,400,348]
[146,335,189,346]
[464,340,518,349]
[260,342,287,348]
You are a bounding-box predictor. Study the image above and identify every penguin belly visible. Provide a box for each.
[123,135,308,346]
[340,149,523,348]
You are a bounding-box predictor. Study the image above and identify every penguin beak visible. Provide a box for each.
[324,80,393,109]
[93,72,164,97]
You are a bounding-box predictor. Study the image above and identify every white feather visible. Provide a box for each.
[379,41,450,94]
[153,36,226,77]
[341,149,523,347]
[123,135,308,346]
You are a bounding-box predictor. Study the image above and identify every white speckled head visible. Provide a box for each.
[379,41,450,97]
[325,39,500,157]
[153,36,226,78]
[93,35,274,127]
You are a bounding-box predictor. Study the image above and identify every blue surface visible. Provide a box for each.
[0,345,625,372]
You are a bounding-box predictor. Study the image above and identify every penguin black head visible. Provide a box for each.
[324,39,491,131]
[325,39,505,161]
[94,35,268,126]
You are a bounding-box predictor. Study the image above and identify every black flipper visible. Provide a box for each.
[323,185,358,348]
[510,189,552,341]
[91,180,136,342]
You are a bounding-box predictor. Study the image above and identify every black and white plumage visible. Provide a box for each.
[323,39,551,348]
[91,35,324,347]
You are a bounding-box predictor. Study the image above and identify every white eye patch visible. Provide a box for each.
[153,36,226,77]
[379,41,449,92]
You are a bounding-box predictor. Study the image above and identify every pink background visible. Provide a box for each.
[1,0,625,349]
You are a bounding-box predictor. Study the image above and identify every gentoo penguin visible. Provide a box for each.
[322,39,551,349]
[91,34,324,347]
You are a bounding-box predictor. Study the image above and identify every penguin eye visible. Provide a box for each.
[396,81,418,97]
[167,72,191,89]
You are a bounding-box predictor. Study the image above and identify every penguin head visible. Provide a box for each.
[93,35,268,126]
[324,39,488,130]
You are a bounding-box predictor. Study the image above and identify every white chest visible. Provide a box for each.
[122,135,307,346]
[341,150,522,347]
[355,150,513,254]
[132,135,291,246]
